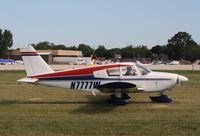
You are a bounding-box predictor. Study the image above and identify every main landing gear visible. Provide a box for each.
[107,91,131,105]
[107,91,172,105]
[149,92,172,103]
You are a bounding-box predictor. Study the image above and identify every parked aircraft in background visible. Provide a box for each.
[0,58,14,65]
[18,45,188,105]
[0,59,24,65]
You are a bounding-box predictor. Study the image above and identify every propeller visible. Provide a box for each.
[177,75,188,86]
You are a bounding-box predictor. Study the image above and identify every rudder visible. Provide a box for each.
[20,45,54,76]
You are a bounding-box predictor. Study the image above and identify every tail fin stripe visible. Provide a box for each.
[21,54,39,56]
[21,52,38,56]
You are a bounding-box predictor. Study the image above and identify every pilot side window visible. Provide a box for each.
[106,68,120,76]
[122,66,137,76]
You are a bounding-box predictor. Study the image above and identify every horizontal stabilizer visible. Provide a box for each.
[17,77,38,83]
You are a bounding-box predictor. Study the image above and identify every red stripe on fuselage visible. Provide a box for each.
[29,64,132,78]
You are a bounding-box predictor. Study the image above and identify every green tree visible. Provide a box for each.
[167,32,197,60]
[160,45,168,60]
[107,48,121,58]
[121,45,134,58]
[151,45,162,59]
[1,29,13,58]
[34,41,52,50]
[4,30,13,48]
[184,44,200,62]
[121,45,150,59]
[95,45,108,58]
[52,44,66,50]
[32,42,78,50]
[134,45,150,58]
[151,45,168,60]
[78,44,93,57]
[0,29,3,58]
[66,46,77,50]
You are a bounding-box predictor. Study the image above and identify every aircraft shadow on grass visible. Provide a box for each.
[0,95,116,113]
[0,95,156,114]
[0,95,107,105]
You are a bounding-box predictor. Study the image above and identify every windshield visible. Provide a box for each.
[136,61,151,75]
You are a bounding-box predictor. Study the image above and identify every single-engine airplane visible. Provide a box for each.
[18,45,188,105]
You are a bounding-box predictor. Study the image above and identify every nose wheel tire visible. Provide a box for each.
[149,95,172,103]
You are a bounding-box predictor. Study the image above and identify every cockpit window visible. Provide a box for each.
[136,62,151,75]
[107,68,120,76]
[122,66,137,76]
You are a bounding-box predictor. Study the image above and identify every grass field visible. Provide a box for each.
[0,70,200,136]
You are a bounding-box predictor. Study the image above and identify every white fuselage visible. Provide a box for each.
[36,71,179,93]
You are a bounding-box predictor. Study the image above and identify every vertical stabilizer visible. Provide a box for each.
[20,45,54,76]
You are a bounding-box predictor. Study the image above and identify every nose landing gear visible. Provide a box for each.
[149,92,172,103]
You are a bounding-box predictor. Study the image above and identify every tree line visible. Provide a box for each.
[0,29,200,62]
[31,41,151,59]
[31,32,200,62]
[0,29,13,58]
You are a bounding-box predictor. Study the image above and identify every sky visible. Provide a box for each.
[1,0,200,49]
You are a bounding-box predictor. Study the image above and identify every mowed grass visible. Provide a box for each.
[0,70,200,136]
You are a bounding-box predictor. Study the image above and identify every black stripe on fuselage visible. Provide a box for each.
[37,75,172,81]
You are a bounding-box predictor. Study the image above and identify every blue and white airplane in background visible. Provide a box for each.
[18,45,188,105]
